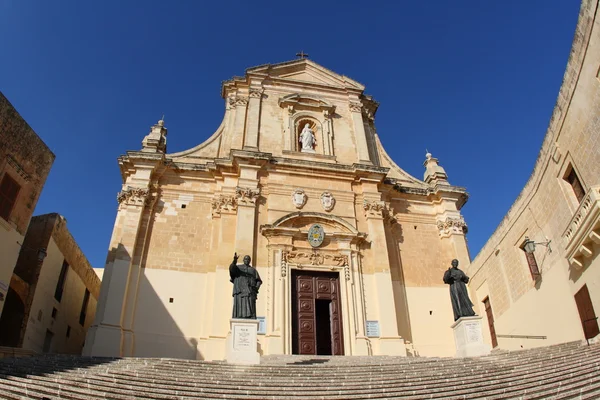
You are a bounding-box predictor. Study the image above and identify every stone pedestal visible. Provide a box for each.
[451,316,491,357]
[226,318,260,365]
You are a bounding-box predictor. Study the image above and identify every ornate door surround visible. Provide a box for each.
[260,212,370,356]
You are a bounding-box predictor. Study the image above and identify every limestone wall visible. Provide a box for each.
[467,0,600,350]
[88,58,471,360]
[0,92,54,316]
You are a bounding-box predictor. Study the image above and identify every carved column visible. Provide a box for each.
[349,101,372,164]
[244,88,263,150]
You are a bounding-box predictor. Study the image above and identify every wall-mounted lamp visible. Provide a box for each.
[523,236,552,254]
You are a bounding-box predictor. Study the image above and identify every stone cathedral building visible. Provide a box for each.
[84,59,470,360]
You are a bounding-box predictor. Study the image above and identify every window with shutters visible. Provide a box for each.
[54,260,69,302]
[563,165,585,203]
[0,174,21,221]
[79,289,90,326]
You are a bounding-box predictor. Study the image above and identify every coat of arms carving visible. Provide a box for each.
[308,224,325,248]
[320,192,335,212]
[291,189,307,209]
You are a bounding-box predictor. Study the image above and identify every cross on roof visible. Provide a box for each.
[296,51,309,59]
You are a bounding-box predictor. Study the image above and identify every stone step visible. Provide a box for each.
[2,356,598,400]
[4,344,597,379]
[38,352,598,393]
[3,343,598,386]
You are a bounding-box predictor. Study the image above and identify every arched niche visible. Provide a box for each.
[294,116,321,153]
[279,94,335,156]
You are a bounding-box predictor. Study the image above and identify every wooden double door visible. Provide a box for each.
[291,270,344,355]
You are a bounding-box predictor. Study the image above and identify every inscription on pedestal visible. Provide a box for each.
[233,325,253,351]
[465,322,481,343]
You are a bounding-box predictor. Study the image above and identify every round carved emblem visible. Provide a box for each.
[308,224,325,248]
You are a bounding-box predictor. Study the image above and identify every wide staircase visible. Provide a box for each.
[0,341,599,399]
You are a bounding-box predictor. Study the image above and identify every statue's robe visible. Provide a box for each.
[229,261,262,319]
[443,267,476,321]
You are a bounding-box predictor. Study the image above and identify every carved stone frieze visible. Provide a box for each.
[235,97,248,107]
[249,89,263,99]
[227,96,237,110]
[349,102,363,113]
[363,200,396,224]
[320,192,336,212]
[363,200,386,218]
[291,188,307,209]
[236,186,260,206]
[436,216,468,236]
[285,251,348,267]
[211,194,237,217]
[117,187,150,207]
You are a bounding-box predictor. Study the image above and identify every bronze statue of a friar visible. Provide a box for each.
[229,253,262,319]
[443,259,476,321]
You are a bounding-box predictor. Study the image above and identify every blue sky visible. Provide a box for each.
[0,1,580,268]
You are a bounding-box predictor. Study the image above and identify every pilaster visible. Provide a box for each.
[84,183,152,357]
[349,101,372,164]
[362,194,405,355]
[232,96,248,150]
[244,87,263,150]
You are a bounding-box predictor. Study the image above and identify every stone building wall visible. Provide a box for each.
[0,213,100,355]
[0,91,54,316]
[466,0,600,350]
[86,59,470,360]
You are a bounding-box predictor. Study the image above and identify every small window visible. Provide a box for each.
[79,289,90,326]
[66,326,71,338]
[0,174,21,221]
[54,260,69,302]
[51,308,57,319]
[37,310,43,322]
[563,166,585,203]
[520,242,541,279]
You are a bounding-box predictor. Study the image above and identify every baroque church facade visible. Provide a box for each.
[84,59,470,360]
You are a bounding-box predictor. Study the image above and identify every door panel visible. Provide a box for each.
[291,270,344,355]
[575,285,599,340]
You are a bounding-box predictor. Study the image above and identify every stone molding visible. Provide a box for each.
[436,216,468,237]
[235,186,260,206]
[117,187,150,207]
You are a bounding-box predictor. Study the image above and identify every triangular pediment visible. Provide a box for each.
[247,59,365,91]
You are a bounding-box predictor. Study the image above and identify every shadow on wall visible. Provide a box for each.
[100,242,203,360]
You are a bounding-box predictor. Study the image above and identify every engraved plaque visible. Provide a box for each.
[233,325,253,351]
